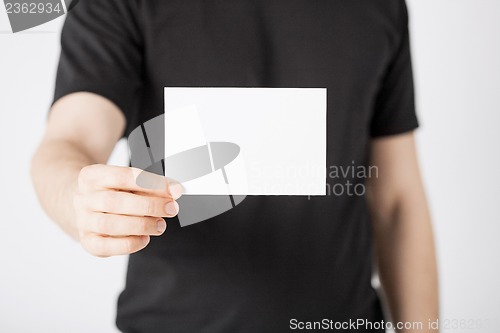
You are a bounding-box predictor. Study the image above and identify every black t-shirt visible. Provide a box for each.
[54,1,418,332]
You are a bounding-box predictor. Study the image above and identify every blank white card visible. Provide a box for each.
[164,87,326,195]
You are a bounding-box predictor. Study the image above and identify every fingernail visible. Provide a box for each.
[169,183,184,200]
[165,201,179,216]
[157,219,167,233]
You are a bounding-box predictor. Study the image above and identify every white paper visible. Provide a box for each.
[165,87,326,195]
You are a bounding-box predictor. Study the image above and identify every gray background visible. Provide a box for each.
[1,0,499,331]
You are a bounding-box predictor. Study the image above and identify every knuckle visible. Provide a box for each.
[100,191,118,213]
[81,236,107,257]
[112,168,131,188]
[125,237,134,254]
[78,165,96,186]
[139,217,150,234]
[144,198,156,216]
[92,238,109,257]
[74,213,87,232]
[78,164,107,192]
[94,214,110,234]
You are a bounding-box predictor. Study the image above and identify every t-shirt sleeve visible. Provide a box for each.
[53,0,143,136]
[370,0,419,137]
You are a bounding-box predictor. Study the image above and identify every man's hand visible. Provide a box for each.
[74,164,182,257]
[31,92,181,256]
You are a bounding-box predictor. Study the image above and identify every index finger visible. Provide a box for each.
[79,165,182,199]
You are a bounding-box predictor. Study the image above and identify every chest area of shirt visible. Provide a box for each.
[143,1,394,90]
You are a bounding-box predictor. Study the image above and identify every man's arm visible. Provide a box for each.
[31,92,181,256]
[367,132,438,332]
